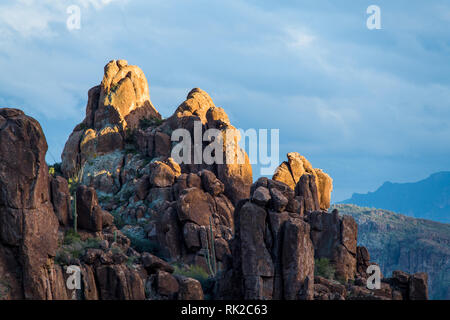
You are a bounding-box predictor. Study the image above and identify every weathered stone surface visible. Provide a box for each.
[341,215,357,255]
[141,252,174,274]
[149,161,176,188]
[307,209,357,282]
[314,169,333,210]
[154,131,171,158]
[135,175,150,200]
[95,264,146,300]
[174,275,204,300]
[76,185,113,232]
[0,108,59,299]
[61,59,161,182]
[163,88,253,205]
[177,188,214,226]
[239,202,274,278]
[282,218,314,300]
[409,272,428,300]
[155,270,179,298]
[356,246,371,277]
[251,186,271,206]
[50,175,72,226]
[270,188,288,212]
[273,153,332,210]
[295,173,320,212]
[183,222,201,252]
[200,169,224,196]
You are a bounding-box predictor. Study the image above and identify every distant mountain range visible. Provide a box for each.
[340,171,450,223]
[333,204,450,300]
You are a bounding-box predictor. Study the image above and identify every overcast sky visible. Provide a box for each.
[1,0,449,201]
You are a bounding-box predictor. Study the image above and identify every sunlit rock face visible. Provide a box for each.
[273,152,332,210]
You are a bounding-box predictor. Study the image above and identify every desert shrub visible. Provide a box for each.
[139,117,164,130]
[56,231,102,265]
[173,264,209,286]
[63,229,81,245]
[126,255,139,267]
[314,258,336,280]
[124,231,163,256]
[111,211,126,229]
[48,162,62,177]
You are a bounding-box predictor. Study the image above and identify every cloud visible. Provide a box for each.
[0,0,449,202]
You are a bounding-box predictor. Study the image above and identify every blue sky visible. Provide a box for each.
[0,0,449,201]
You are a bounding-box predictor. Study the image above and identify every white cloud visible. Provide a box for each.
[285,27,316,48]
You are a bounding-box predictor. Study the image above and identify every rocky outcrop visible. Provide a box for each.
[1,59,431,301]
[334,204,447,299]
[61,62,252,209]
[0,107,204,301]
[273,152,332,210]
[156,88,253,205]
[306,210,358,282]
[61,60,161,179]
[218,177,314,300]
[0,108,60,299]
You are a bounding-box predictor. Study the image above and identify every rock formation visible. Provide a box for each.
[0,107,203,300]
[273,152,332,210]
[0,60,430,301]
[218,177,314,300]
[61,59,161,180]
[0,108,60,299]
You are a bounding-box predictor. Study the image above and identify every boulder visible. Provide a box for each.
[409,272,428,300]
[141,252,174,274]
[95,264,146,300]
[76,185,113,232]
[50,175,72,226]
[251,186,271,207]
[282,218,315,300]
[177,188,214,226]
[149,161,176,188]
[174,275,204,300]
[200,169,224,196]
[273,152,332,210]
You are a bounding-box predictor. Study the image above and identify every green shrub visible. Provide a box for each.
[139,117,164,130]
[126,255,138,267]
[314,258,336,280]
[124,232,163,256]
[63,229,81,245]
[173,264,210,287]
[48,162,62,177]
[55,232,102,265]
[111,211,126,229]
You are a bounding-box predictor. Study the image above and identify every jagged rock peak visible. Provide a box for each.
[61,59,161,178]
[273,152,333,210]
[99,59,160,124]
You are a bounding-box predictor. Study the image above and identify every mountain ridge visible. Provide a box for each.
[333,204,450,300]
[340,171,450,223]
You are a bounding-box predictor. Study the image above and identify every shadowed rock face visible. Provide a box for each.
[0,107,205,301]
[0,108,60,299]
[218,177,315,300]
